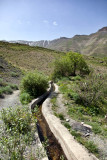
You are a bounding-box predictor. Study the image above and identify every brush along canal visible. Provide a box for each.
[32,82,67,160]
[31,82,99,160]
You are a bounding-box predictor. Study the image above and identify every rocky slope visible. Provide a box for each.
[8,27,107,57]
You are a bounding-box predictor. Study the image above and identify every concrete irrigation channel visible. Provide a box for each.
[31,82,99,160]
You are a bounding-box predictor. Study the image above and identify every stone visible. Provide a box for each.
[85,133,90,137]
[81,122,84,125]
[66,118,70,122]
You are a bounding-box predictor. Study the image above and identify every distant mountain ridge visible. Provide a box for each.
[9,27,107,57]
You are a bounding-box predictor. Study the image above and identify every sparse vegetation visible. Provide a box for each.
[11,72,19,77]
[76,73,107,115]
[0,105,36,159]
[0,78,18,97]
[63,122,99,156]
[0,41,64,75]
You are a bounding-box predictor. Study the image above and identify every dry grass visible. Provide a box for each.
[0,42,64,75]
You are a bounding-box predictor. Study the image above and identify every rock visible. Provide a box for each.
[83,124,92,130]
[81,122,84,125]
[100,61,104,63]
[66,119,70,122]
[85,133,90,137]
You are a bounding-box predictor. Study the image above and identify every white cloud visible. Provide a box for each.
[53,21,58,26]
[43,20,49,24]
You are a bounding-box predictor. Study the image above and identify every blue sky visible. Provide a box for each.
[0,0,107,41]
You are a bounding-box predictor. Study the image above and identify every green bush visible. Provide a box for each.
[20,71,48,98]
[8,83,18,90]
[71,75,81,81]
[0,88,3,97]
[67,52,90,76]
[52,57,72,79]
[3,86,13,94]
[0,78,6,87]
[11,72,19,77]
[68,92,80,103]
[52,52,90,80]
[0,105,36,159]
[57,113,65,120]
[63,122,71,129]
[20,92,32,104]
[1,106,33,134]
[0,78,3,86]
[77,73,107,115]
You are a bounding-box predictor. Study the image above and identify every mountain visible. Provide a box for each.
[8,27,107,57]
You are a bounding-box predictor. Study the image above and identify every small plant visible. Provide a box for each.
[71,75,81,81]
[58,113,65,120]
[0,78,3,86]
[3,86,13,94]
[91,123,102,134]
[63,122,71,129]
[68,92,80,103]
[0,105,37,159]
[8,83,18,90]
[77,73,107,115]
[85,141,99,154]
[11,72,19,77]
[70,130,99,155]
[20,92,32,104]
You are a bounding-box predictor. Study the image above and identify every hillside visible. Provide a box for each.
[0,41,64,75]
[0,55,22,84]
[9,27,107,57]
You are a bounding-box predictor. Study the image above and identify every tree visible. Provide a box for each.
[67,51,90,76]
[52,51,89,79]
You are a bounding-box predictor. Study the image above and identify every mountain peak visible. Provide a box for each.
[98,27,107,32]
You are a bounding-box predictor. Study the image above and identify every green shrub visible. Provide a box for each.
[67,52,90,76]
[58,113,65,120]
[92,123,102,134]
[1,106,33,134]
[0,78,6,87]
[0,105,37,159]
[8,83,18,90]
[11,72,19,77]
[52,56,72,79]
[52,52,89,80]
[71,75,81,81]
[20,92,32,104]
[68,92,80,103]
[85,141,99,154]
[3,86,13,94]
[0,78,3,86]
[64,122,71,129]
[0,88,4,97]
[20,71,48,98]
[77,73,107,115]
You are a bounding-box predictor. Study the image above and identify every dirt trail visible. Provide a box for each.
[0,90,21,111]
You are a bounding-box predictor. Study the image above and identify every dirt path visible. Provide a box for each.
[0,90,21,111]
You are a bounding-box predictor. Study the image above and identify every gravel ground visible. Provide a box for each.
[0,90,21,111]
